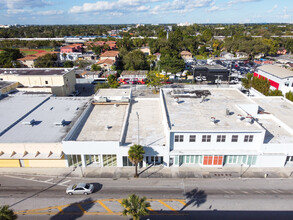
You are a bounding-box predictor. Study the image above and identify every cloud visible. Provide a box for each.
[69,0,213,15]
[207,5,224,12]
[228,0,263,7]
[151,0,213,14]
[3,0,51,9]
[267,4,278,13]
[36,10,64,15]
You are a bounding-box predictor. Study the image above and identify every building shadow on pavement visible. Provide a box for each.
[141,210,293,220]
[9,169,75,208]
[50,198,94,220]
[180,188,207,211]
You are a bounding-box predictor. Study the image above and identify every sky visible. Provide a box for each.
[0,0,292,25]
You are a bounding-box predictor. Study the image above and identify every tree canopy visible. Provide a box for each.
[121,194,150,220]
[123,50,148,70]
[34,53,58,68]
[128,144,145,178]
[0,48,23,68]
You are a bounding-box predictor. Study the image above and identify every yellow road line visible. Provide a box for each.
[97,201,113,213]
[176,200,187,206]
[158,200,178,212]
[77,204,86,213]
[57,206,64,213]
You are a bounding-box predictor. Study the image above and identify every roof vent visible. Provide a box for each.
[237,114,243,120]
[175,97,180,104]
[54,120,66,126]
[245,116,254,124]
[114,104,118,107]
[22,119,36,126]
[226,108,230,116]
[105,125,112,130]
[210,117,216,123]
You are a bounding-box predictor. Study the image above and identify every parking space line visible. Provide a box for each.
[177,200,187,206]
[58,180,71,185]
[158,200,178,212]
[97,201,113,213]
[76,204,86,213]
[44,178,53,182]
[57,206,63,213]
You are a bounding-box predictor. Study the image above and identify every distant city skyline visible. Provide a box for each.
[0,0,292,25]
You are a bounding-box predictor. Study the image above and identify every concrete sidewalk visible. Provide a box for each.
[0,166,293,179]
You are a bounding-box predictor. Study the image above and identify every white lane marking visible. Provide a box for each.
[255,191,262,194]
[44,178,53,182]
[272,190,279,193]
[4,175,68,187]
[242,191,248,194]
[223,191,235,194]
[29,177,35,180]
[58,180,71,186]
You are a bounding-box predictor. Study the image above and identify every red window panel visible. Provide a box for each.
[253,72,258,77]
[203,156,208,165]
[218,156,223,165]
[213,156,218,165]
[208,156,213,165]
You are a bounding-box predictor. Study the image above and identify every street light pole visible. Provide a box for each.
[136,112,139,145]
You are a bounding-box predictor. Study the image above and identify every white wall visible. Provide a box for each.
[256,155,286,167]
[170,131,265,153]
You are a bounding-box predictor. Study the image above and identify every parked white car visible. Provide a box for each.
[66,183,94,195]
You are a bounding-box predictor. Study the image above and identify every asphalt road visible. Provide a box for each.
[1,174,293,220]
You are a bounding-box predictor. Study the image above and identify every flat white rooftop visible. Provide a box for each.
[260,119,293,144]
[94,88,131,98]
[163,88,263,131]
[252,97,293,130]
[124,99,165,146]
[77,103,128,141]
[0,94,89,143]
[258,65,293,79]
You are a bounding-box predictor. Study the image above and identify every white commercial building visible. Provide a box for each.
[62,87,293,168]
[255,65,293,94]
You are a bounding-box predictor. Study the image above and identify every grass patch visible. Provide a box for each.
[195,55,208,60]
[22,50,38,55]
[41,48,54,52]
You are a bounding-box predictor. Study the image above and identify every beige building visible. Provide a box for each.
[100,51,120,61]
[0,68,76,96]
[0,81,18,95]
[180,51,193,59]
[17,52,59,68]
[0,94,90,168]
[140,47,151,56]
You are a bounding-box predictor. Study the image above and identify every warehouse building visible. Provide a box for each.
[255,65,293,94]
[0,68,76,96]
[62,87,293,168]
[0,93,90,167]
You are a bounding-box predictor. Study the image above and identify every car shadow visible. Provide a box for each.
[91,183,103,193]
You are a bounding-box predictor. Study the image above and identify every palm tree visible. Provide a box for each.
[0,205,17,220]
[128,144,145,178]
[121,194,150,220]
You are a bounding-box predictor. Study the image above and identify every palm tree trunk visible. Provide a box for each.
[135,163,138,178]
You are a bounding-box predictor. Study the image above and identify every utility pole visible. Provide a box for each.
[136,112,139,145]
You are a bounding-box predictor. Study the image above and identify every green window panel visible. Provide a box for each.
[191,155,195,163]
[175,156,179,165]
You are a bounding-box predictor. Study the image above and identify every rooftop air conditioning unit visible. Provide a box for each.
[22,119,35,126]
[54,120,66,126]
[210,117,216,123]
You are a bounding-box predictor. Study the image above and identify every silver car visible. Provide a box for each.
[66,183,94,195]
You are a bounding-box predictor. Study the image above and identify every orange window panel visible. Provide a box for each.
[218,156,223,165]
[203,156,208,165]
[208,156,213,165]
[213,156,218,165]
